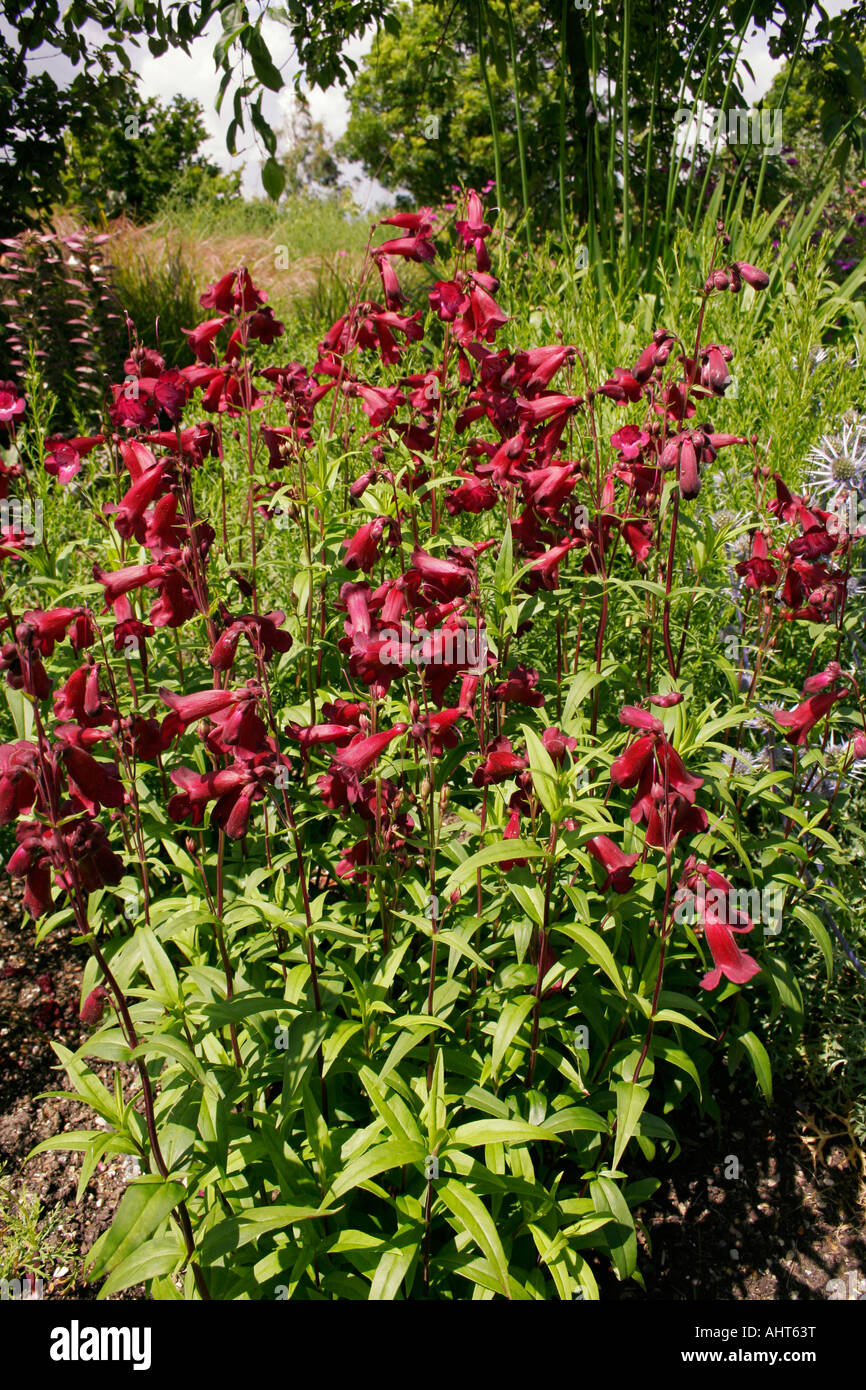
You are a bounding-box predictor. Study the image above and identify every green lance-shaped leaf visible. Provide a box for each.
[589,1176,637,1281]
[521,724,562,820]
[87,1176,187,1282]
[438,1179,512,1299]
[444,839,546,900]
[555,923,626,997]
[733,1030,773,1100]
[98,1235,186,1299]
[262,157,286,201]
[490,995,536,1077]
[328,1139,427,1200]
[612,1081,649,1169]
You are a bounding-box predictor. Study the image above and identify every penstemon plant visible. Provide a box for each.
[1,191,864,1300]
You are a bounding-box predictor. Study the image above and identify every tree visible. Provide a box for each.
[761,17,866,195]
[0,33,129,236]
[3,1,399,210]
[280,97,340,196]
[61,94,239,224]
[338,0,837,239]
[337,2,560,211]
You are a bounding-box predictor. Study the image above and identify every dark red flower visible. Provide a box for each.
[0,741,38,822]
[541,727,577,764]
[774,685,848,746]
[342,516,391,572]
[0,381,26,423]
[493,664,544,707]
[103,463,167,540]
[586,835,639,893]
[731,261,769,291]
[408,548,473,602]
[736,531,779,591]
[681,864,761,990]
[61,746,125,812]
[80,986,109,1026]
[183,315,229,364]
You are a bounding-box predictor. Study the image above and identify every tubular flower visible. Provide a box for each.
[681,862,761,990]
[586,835,639,893]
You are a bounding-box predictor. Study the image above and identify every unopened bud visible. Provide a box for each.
[80,986,109,1026]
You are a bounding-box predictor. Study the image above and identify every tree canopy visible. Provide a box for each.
[338,0,866,236]
[61,93,238,225]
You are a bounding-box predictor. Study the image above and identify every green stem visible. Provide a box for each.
[753,6,808,218]
[620,0,631,255]
[558,0,569,243]
[477,1,504,232]
[503,0,532,248]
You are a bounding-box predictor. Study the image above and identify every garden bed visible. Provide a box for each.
[2,882,862,1302]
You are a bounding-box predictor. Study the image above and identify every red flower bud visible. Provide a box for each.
[732,261,769,290]
[80,986,109,1026]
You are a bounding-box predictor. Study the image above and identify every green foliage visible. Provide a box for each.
[61,94,239,226]
[280,97,340,196]
[0,32,128,236]
[107,238,202,371]
[763,19,866,181]
[0,1168,79,1290]
[339,0,839,252]
[339,0,560,211]
[3,198,864,1300]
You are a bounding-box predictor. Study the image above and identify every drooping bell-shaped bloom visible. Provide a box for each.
[284,721,357,750]
[619,706,665,734]
[736,531,779,591]
[183,315,229,364]
[492,664,544,707]
[774,685,848,746]
[159,685,244,730]
[472,736,527,788]
[586,835,639,893]
[0,741,39,823]
[342,517,390,573]
[408,548,473,602]
[731,261,769,291]
[335,726,407,779]
[679,865,764,991]
[80,985,109,1026]
[61,746,125,812]
[610,734,655,788]
[103,462,167,540]
[541,727,577,764]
